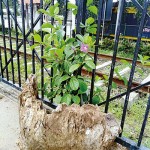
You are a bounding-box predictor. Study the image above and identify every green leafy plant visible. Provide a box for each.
[31,0,104,105]
[118,39,134,53]
[99,37,114,50]
[139,42,150,56]
[138,54,150,66]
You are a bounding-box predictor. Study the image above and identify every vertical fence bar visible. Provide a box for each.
[76,0,87,35]
[120,0,149,136]
[76,0,87,78]
[50,0,54,103]
[89,0,104,104]
[0,1,8,80]
[21,0,27,80]
[63,0,68,40]
[6,0,15,83]
[40,0,44,100]
[101,0,107,42]
[76,0,83,34]
[104,0,125,113]
[13,0,21,87]
[137,96,150,147]
[81,0,87,35]
[51,0,54,25]
[30,0,35,74]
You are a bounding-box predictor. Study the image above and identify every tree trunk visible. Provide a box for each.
[18,74,127,150]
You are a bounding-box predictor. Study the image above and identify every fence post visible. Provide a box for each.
[104,0,125,113]
[89,0,104,104]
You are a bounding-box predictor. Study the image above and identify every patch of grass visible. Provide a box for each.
[108,94,150,148]
[99,49,134,59]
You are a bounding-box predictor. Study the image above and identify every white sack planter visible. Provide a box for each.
[18,74,127,150]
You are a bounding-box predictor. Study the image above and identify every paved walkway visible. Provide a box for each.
[0,82,20,150]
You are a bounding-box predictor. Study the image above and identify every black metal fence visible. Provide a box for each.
[0,0,150,149]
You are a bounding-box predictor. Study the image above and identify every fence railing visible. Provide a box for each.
[0,0,150,149]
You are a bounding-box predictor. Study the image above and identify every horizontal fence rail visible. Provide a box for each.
[0,0,150,149]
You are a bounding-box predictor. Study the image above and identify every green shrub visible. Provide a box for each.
[139,42,150,56]
[100,37,114,50]
[118,39,134,53]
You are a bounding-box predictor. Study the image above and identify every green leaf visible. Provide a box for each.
[55,49,64,59]
[80,53,86,57]
[61,94,72,105]
[87,27,96,34]
[42,28,52,33]
[47,91,55,98]
[122,77,128,86]
[87,0,93,6]
[92,95,100,105]
[114,68,122,80]
[85,17,95,25]
[65,38,75,44]
[52,75,61,86]
[42,23,53,29]
[76,34,84,42]
[84,60,95,69]
[95,75,102,82]
[72,95,80,104]
[112,82,117,89]
[103,75,108,81]
[64,47,74,58]
[83,35,93,44]
[54,7,59,15]
[144,61,150,66]
[80,22,86,28]
[64,61,71,73]
[49,6,55,16]
[43,34,51,43]
[68,2,77,9]
[49,48,57,57]
[138,54,143,61]
[54,2,59,7]
[120,59,129,66]
[30,44,40,50]
[143,56,150,61]
[58,75,70,85]
[56,29,65,42]
[69,77,79,91]
[69,64,80,72]
[79,79,87,93]
[53,95,62,104]
[33,34,41,43]
[38,9,49,15]
[54,15,64,22]
[88,6,98,15]
[91,24,97,28]
[73,9,77,15]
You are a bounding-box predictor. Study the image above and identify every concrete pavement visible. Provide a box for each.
[0,82,20,150]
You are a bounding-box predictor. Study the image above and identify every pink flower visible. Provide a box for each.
[80,43,89,53]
